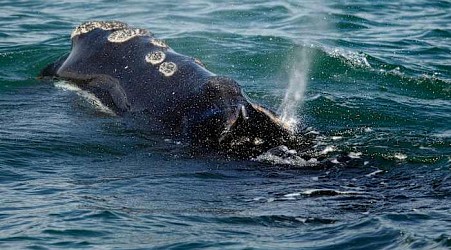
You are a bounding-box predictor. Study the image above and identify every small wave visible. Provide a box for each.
[320,145,336,155]
[329,13,384,31]
[284,189,365,197]
[42,228,107,237]
[393,153,407,160]
[213,214,336,226]
[433,130,451,139]
[365,169,384,177]
[327,48,372,68]
[348,152,362,159]
[419,28,451,39]
[306,45,450,100]
[54,81,116,116]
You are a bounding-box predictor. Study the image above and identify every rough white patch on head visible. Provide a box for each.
[150,38,168,48]
[108,28,150,43]
[71,21,128,39]
[145,51,166,65]
[159,62,177,77]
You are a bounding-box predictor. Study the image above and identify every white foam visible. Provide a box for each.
[394,153,407,160]
[364,127,373,132]
[301,189,363,196]
[305,130,320,136]
[329,48,371,68]
[433,130,451,138]
[284,192,301,198]
[365,169,383,177]
[54,81,116,116]
[331,158,340,164]
[150,38,168,48]
[320,145,336,155]
[253,147,319,167]
[348,152,362,159]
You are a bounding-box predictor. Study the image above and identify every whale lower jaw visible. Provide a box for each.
[54,80,116,116]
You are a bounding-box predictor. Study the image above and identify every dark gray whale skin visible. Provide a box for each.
[40,21,294,154]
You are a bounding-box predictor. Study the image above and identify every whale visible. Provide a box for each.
[40,21,296,154]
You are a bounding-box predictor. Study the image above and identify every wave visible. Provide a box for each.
[308,46,449,98]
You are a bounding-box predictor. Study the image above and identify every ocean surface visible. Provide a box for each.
[1,0,450,249]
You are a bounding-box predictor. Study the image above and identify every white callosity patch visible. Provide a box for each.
[150,38,168,48]
[145,51,166,65]
[159,62,177,77]
[108,28,150,43]
[71,21,128,39]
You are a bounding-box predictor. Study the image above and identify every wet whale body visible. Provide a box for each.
[40,21,296,155]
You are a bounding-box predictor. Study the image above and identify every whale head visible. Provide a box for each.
[185,76,294,154]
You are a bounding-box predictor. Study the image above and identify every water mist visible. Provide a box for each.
[278,47,311,132]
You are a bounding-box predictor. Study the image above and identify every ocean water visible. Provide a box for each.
[0,0,450,249]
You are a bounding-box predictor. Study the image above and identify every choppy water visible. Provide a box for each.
[1,0,450,249]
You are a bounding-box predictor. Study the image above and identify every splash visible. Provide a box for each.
[278,47,312,131]
[252,145,319,167]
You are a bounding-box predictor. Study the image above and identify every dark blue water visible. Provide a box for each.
[1,1,450,249]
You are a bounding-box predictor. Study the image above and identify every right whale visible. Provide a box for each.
[40,21,301,155]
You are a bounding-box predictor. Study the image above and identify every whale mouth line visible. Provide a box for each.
[219,104,248,143]
[216,101,294,151]
[250,103,296,134]
[54,80,117,116]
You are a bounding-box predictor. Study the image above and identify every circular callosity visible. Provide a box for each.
[71,21,128,39]
[159,62,177,77]
[145,51,166,65]
[108,28,150,43]
[150,39,168,48]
